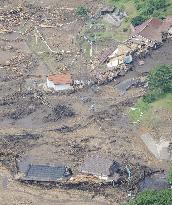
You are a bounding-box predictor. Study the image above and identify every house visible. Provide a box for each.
[131,17,172,43]
[47,73,73,91]
[131,18,163,42]
[22,164,72,182]
[80,154,120,182]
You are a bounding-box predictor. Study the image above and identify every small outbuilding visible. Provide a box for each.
[22,164,72,182]
[47,73,73,91]
[101,6,115,15]
[80,154,120,181]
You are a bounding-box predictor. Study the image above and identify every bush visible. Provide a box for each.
[147,65,172,93]
[125,189,172,205]
[143,88,163,103]
[168,168,172,185]
[76,6,89,17]
[134,0,167,17]
[131,16,146,26]
[143,64,172,103]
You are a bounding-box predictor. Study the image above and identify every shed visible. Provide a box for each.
[80,154,120,181]
[23,164,72,182]
[101,6,115,15]
[47,73,73,91]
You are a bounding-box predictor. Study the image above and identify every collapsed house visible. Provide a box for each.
[80,154,120,182]
[47,73,73,91]
[107,44,134,68]
[20,164,72,182]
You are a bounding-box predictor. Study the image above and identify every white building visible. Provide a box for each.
[47,73,73,91]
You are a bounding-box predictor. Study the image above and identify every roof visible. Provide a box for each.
[98,46,115,64]
[109,44,131,58]
[47,74,72,85]
[101,6,115,13]
[133,18,163,42]
[80,154,114,177]
[161,16,172,32]
[24,165,69,182]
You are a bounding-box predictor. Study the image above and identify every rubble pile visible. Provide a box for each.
[0,133,41,172]
[43,105,75,122]
[95,64,132,85]
[0,7,29,30]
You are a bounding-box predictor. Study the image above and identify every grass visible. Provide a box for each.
[165,0,172,15]
[107,0,138,40]
[124,189,172,205]
[128,93,172,124]
[107,0,172,41]
[128,100,149,123]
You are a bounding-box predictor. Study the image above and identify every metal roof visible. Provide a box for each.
[24,165,69,182]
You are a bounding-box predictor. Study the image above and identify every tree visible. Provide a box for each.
[75,6,89,18]
[125,189,172,205]
[147,64,172,93]
[134,0,167,17]
[143,64,172,103]
[131,16,146,26]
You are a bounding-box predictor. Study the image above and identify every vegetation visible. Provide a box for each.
[143,65,172,103]
[168,168,172,185]
[75,6,89,18]
[108,0,172,39]
[124,189,172,205]
[128,65,172,123]
[131,16,147,27]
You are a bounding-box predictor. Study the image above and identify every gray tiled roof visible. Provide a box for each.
[80,155,113,177]
[24,165,68,182]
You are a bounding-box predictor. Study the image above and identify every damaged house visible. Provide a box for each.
[107,44,133,68]
[131,17,172,43]
[47,73,73,91]
[80,154,120,182]
[20,164,72,182]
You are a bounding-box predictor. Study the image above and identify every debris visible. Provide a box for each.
[138,60,145,66]
[43,105,75,122]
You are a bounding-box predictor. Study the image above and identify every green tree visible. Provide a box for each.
[75,6,89,18]
[147,64,172,93]
[125,189,172,205]
[131,16,146,26]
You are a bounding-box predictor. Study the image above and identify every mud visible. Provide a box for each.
[0,0,172,205]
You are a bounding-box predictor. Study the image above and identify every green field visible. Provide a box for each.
[128,93,172,124]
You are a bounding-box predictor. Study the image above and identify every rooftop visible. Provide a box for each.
[80,154,120,178]
[132,16,172,42]
[47,73,72,85]
[133,18,163,42]
[23,164,70,182]
[161,16,172,32]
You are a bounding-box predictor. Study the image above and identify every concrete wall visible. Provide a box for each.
[47,78,73,91]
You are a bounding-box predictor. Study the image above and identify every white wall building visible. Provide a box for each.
[47,74,73,91]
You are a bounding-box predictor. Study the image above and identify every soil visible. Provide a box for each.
[0,0,172,205]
